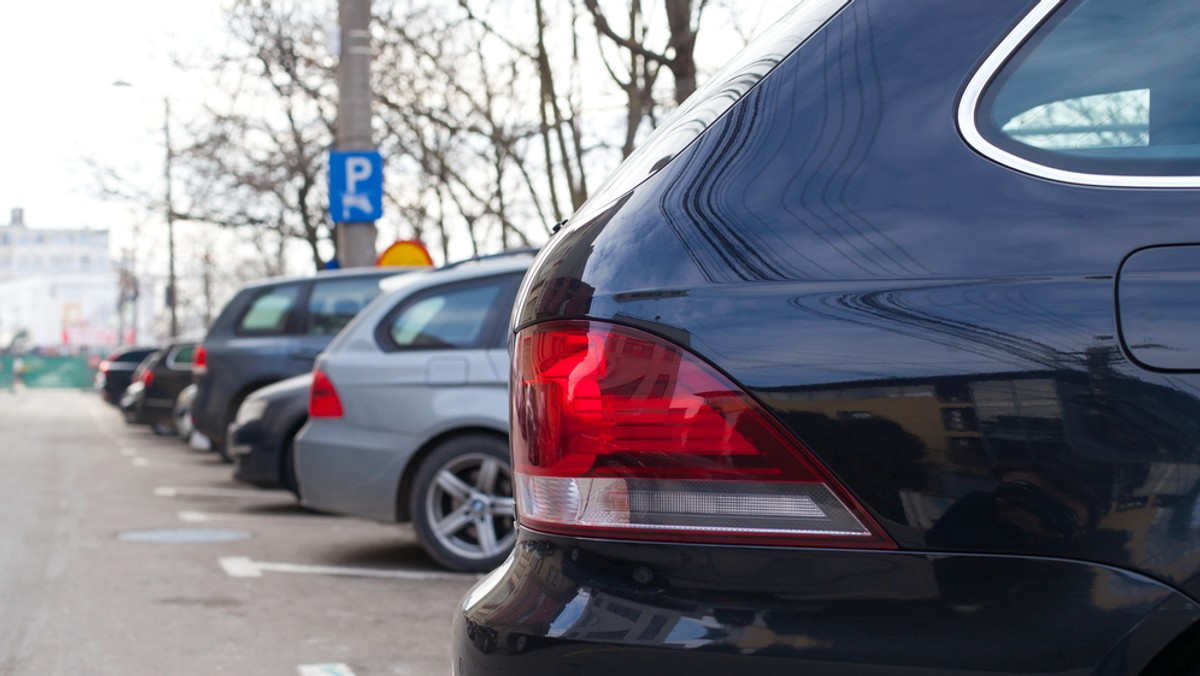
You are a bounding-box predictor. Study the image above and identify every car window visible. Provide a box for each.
[977,0,1200,178]
[306,276,387,336]
[168,344,195,366]
[114,349,154,364]
[237,285,301,335]
[385,282,504,350]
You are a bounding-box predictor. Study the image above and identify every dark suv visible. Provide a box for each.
[454,0,1200,674]
[193,267,415,457]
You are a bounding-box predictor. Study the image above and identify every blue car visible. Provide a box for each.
[453,0,1200,674]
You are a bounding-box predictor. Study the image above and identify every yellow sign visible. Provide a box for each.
[377,240,434,267]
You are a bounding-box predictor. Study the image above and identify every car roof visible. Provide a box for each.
[377,251,535,297]
[236,265,425,291]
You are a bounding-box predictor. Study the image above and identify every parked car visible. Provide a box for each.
[295,252,533,572]
[192,266,420,459]
[95,346,156,406]
[173,383,199,442]
[228,373,312,496]
[453,1,1200,674]
[120,336,199,433]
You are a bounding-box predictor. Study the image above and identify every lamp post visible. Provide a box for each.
[113,81,178,338]
[335,0,378,267]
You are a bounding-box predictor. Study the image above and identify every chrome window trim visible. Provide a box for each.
[958,0,1200,189]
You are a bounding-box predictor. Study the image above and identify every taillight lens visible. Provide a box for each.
[141,369,154,387]
[193,345,208,376]
[310,369,344,418]
[511,320,894,549]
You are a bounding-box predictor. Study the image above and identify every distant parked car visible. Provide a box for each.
[295,252,533,571]
[192,266,420,459]
[120,337,199,433]
[229,373,312,496]
[95,346,156,406]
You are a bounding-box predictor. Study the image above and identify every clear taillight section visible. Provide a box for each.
[309,369,344,418]
[193,345,208,376]
[511,320,894,548]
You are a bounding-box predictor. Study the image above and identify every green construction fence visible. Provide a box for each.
[0,354,97,389]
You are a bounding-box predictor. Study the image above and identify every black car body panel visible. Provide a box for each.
[456,532,1200,674]
[230,373,311,490]
[458,0,1200,672]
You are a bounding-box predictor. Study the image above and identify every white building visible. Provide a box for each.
[0,208,151,351]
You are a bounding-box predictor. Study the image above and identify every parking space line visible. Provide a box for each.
[178,510,326,524]
[298,664,356,676]
[155,486,281,499]
[219,556,476,581]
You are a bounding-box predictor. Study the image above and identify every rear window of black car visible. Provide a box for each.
[237,285,302,335]
[978,0,1200,178]
[113,349,154,364]
[168,345,195,366]
[306,276,388,336]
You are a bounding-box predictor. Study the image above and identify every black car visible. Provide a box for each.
[95,346,156,406]
[119,337,199,433]
[228,373,311,496]
[454,1,1200,674]
[192,267,417,458]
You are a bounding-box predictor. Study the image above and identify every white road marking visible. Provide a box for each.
[218,556,476,581]
[298,664,356,676]
[155,486,278,499]
[131,457,152,467]
[219,556,263,578]
[178,509,322,524]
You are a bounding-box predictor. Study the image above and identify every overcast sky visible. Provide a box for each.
[0,1,228,242]
[0,1,790,260]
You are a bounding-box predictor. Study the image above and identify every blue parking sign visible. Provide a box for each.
[329,150,383,223]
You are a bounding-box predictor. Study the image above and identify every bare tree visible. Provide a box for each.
[175,0,338,272]
[582,0,709,156]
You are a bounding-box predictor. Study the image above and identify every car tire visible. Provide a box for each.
[408,435,516,573]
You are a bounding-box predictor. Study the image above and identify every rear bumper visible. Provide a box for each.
[452,530,1200,675]
[294,420,417,522]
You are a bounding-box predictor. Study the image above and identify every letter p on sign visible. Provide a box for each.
[329,150,383,223]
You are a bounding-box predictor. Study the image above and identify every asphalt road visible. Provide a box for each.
[0,389,479,675]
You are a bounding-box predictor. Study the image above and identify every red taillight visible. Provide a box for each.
[309,369,344,418]
[511,320,894,549]
[141,369,154,387]
[98,360,112,374]
[193,345,208,376]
